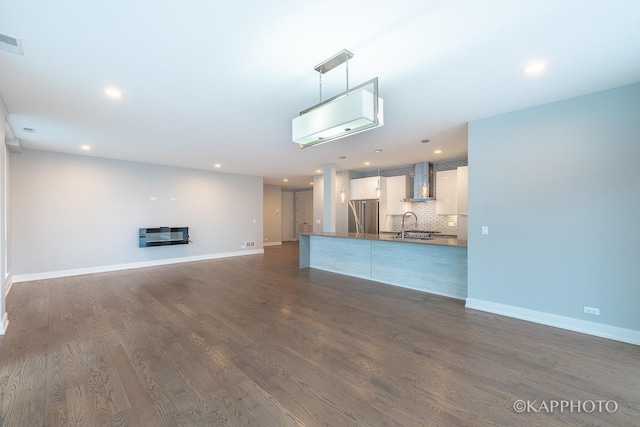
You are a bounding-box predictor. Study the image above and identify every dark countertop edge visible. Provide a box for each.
[300,231,467,248]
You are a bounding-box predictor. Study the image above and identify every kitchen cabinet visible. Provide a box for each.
[435,170,458,215]
[385,175,410,215]
[350,176,385,200]
[457,166,468,215]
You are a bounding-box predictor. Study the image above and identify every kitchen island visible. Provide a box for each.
[299,231,467,300]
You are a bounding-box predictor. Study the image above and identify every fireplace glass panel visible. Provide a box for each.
[139,227,189,247]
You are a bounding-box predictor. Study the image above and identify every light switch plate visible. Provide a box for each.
[481,226,489,235]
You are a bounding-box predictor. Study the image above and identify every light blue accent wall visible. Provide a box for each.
[468,83,640,331]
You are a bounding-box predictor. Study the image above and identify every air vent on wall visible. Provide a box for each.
[0,33,24,55]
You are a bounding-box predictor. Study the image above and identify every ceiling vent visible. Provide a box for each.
[0,33,23,55]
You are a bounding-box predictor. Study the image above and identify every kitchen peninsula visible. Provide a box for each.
[299,232,467,300]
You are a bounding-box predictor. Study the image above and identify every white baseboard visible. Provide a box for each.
[0,312,7,335]
[12,249,264,283]
[465,298,640,346]
[1,275,12,335]
[263,241,283,247]
[4,275,12,298]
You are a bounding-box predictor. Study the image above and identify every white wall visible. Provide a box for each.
[263,184,282,245]
[11,149,264,279]
[467,83,640,344]
[0,110,9,334]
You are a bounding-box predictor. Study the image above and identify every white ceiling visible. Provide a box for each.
[1,0,639,189]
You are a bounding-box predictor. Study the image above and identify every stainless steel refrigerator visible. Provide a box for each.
[348,200,379,234]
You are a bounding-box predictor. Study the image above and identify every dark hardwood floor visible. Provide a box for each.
[0,242,638,426]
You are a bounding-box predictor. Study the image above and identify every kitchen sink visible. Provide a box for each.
[393,230,438,240]
[390,235,434,241]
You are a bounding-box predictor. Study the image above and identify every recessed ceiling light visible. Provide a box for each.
[522,61,547,75]
[316,169,322,173]
[434,150,442,154]
[213,163,221,168]
[283,178,288,182]
[364,162,370,166]
[80,145,91,151]
[375,148,383,153]
[309,182,314,185]
[104,87,124,98]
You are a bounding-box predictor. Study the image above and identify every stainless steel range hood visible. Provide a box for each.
[402,162,434,202]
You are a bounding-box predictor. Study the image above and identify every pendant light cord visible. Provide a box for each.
[346,58,349,91]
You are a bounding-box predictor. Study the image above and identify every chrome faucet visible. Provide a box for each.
[401,211,418,240]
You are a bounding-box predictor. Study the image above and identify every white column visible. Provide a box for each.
[322,163,336,232]
[0,119,8,334]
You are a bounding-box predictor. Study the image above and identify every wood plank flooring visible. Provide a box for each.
[0,242,638,426]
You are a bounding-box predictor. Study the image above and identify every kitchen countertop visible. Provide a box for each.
[300,231,467,248]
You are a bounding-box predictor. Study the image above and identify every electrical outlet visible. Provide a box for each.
[481,226,489,235]
[584,306,600,315]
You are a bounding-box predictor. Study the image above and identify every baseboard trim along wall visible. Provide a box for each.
[0,312,8,335]
[465,298,640,346]
[263,241,283,247]
[12,249,264,283]
[4,275,12,299]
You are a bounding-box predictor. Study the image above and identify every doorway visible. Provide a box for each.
[295,191,313,240]
[281,192,294,242]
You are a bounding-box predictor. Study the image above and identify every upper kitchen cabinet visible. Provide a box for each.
[435,170,458,215]
[350,176,385,200]
[386,175,410,215]
[457,166,468,215]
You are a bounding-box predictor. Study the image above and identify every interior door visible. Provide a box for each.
[281,192,294,242]
[295,191,313,239]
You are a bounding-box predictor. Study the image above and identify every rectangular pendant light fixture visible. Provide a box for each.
[293,78,383,148]
[292,49,384,149]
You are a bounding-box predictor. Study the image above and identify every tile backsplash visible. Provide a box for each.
[361,159,468,235]
[391,202,459,235]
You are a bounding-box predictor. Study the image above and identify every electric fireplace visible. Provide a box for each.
[139,227,189,247]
